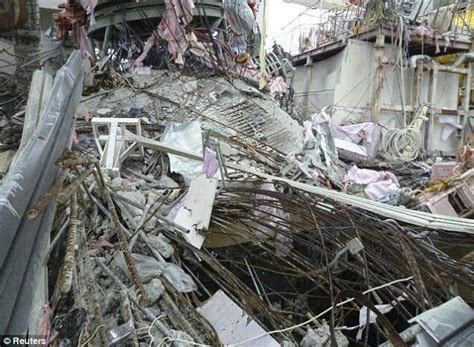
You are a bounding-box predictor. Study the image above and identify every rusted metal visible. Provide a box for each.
[26,174,66,220]
[57,167,95,203]
[106,188,148,306]
[53,193,78,303]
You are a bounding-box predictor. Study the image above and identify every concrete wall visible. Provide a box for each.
[293,39,463,154]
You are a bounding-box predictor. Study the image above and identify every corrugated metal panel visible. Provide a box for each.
[0,51,83,335]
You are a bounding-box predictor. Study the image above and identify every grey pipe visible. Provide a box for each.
[409,55,436,69]
[452,52,474,68]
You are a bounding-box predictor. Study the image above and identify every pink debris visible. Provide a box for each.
[269,76,288,97]
[345,165,400,201]
[203,148,219,178]
[157,0,195,60]
[37,305,59,344]
[134,0,195,68]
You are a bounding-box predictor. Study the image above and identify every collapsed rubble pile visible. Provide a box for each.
[22,62,472,346]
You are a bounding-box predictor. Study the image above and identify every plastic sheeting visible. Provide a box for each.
[161,120,204,183]
[330,122,382,160]
[345,165,401,202]
[157,0,195,61]
[117,253,197,293]
[82,0,98,25]
[223,0,255,35]
[255,181,291,244]
[269,76,288,97]
[203,148,219,178]
[224,0,256,50]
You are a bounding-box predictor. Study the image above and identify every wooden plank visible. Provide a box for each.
[371,33,385,123]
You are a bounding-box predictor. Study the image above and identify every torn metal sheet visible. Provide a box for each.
[197,290,280,347]
[408,296,474,345]
[174,174,218,249]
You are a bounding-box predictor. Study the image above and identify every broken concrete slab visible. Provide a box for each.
[197,290,280,347]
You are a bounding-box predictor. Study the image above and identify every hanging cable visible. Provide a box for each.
[382,105,428,162]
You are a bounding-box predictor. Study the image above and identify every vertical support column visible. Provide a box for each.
[426,66,438,154]
[466,37,474,146]
[259,0,268,90]
[303,65,313,119]
[371,33,385,123]
[460,67,471,148]
[413,60,423,107]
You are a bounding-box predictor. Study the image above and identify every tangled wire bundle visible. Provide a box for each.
[382,126,423,162]
[382,106,428,162]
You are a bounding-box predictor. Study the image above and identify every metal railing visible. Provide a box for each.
[295,2,473,54]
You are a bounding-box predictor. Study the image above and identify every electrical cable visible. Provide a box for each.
[80,324,104,346]
[154,276,414,347]
[382,106,428,162]
[147,315,167,347]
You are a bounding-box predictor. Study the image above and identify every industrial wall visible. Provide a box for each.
[293,39,462,154]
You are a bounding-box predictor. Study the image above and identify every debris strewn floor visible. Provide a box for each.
[0,0,473,346]
[24,65,473,345]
